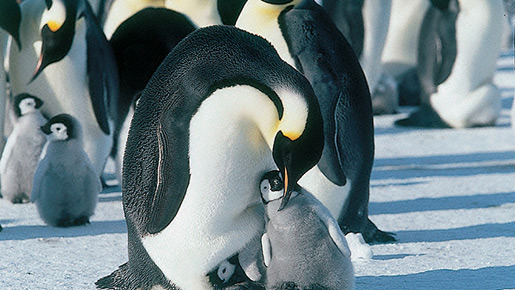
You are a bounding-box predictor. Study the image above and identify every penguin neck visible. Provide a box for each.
[236,1,298,66]
[165,0,221,27]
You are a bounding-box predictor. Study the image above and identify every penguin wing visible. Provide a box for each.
[146,106,191,234]
[305,192,351,257]
[82,1,119,135]
[31,155,50,203]
[261,232,272,267]
[281,1,374,184]
[0,131,17,174]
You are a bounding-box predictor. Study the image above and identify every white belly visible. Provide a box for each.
[142,86,279,289]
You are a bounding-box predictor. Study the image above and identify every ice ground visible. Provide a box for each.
[0,50,513,289]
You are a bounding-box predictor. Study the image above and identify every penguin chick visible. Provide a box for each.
[31,114,101,227]
[0,93,47,203]
[260,170,355,290]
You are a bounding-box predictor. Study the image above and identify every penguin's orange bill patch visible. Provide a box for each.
[283,167,289,198]
[47,21,62,32]
[282,131,301,141]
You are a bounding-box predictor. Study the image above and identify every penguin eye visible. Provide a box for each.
[217,260,235,283]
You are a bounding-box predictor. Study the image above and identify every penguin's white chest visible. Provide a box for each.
[142,86,279,290]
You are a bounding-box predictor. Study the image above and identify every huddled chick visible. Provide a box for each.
[31,114,100,227]
[259,170,355,290]
[0,93,47,203]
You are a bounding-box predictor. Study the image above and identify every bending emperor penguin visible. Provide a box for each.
[8,0,118,177]
[0,94,47,203]
[260,170,355,290]
[96,25,324,290]
[236,0,395,243]
[31,114,100,227]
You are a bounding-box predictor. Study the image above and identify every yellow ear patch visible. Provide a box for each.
[47,20,63,32]
[282,130,302,141]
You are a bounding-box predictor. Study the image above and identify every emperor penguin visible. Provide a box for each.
[109,7,196,182]
[0,0,22,152]
[236,0,395,243]
[260,170,355,290]
[395,0,459,127]
[31,114,100,227]
[0,93,47,203]
[8,0,118,176]
[396,0,505,128]
[96,25,324,290]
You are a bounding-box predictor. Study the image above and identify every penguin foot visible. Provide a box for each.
[96,263,130,289]
[55,216,90,227]
[362,219,396,244]
[394,105,450,128]
[371,74,399,115]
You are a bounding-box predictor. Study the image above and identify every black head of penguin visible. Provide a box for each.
[0,0,22,50]
[13,93,44,117]
[40,113,78,140]
[123,25,324,235]
[32,0,78,82]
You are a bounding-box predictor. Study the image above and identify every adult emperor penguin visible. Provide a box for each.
[109,7,196,182]
[96,25,324,290]
[236,0,395,243]
[8,0,118,176]
[396,0,505,128]
[31,114,100,227]
[260,170,355,290]
[0,0,22,152]
[395,0,459,127]
[0,93,47,203]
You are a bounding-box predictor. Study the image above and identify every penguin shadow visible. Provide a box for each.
[0,219,127,241]
[372,151,515,180]
[355,266,515,290]
[98,185,123,203]
[369,191,515,215]
[372,254,419,261]
[393,221,515,244]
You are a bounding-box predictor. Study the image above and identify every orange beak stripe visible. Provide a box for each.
[283,167,288,198]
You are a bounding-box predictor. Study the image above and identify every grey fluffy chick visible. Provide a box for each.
[31,114,100,227]
[260,170,355,290]
[0,94,47,203]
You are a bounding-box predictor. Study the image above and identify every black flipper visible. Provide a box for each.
[82,0,119,135]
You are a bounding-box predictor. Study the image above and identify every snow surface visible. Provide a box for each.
[1,51,514,289]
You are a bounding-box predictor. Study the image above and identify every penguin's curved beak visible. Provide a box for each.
[272,129,323,211]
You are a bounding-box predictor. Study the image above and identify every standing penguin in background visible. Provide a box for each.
[0,0,22,153]
[31,114,100,227]
[395,0,505,128]
[109,7,196,182]
[8,0,118,177]
[97,25,324,290]
[260,170,355,290]
[237,0,395,243]
[395,0,459,127]
[0,93,47,203]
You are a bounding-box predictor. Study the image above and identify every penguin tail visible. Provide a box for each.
[95,263,130,289]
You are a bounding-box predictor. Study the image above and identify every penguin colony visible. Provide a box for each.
[0,0,507,289]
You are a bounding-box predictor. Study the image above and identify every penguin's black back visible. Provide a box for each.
[123,25,319,235]
[280,0,374,184]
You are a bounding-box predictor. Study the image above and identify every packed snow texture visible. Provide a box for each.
[0,52,514,289]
